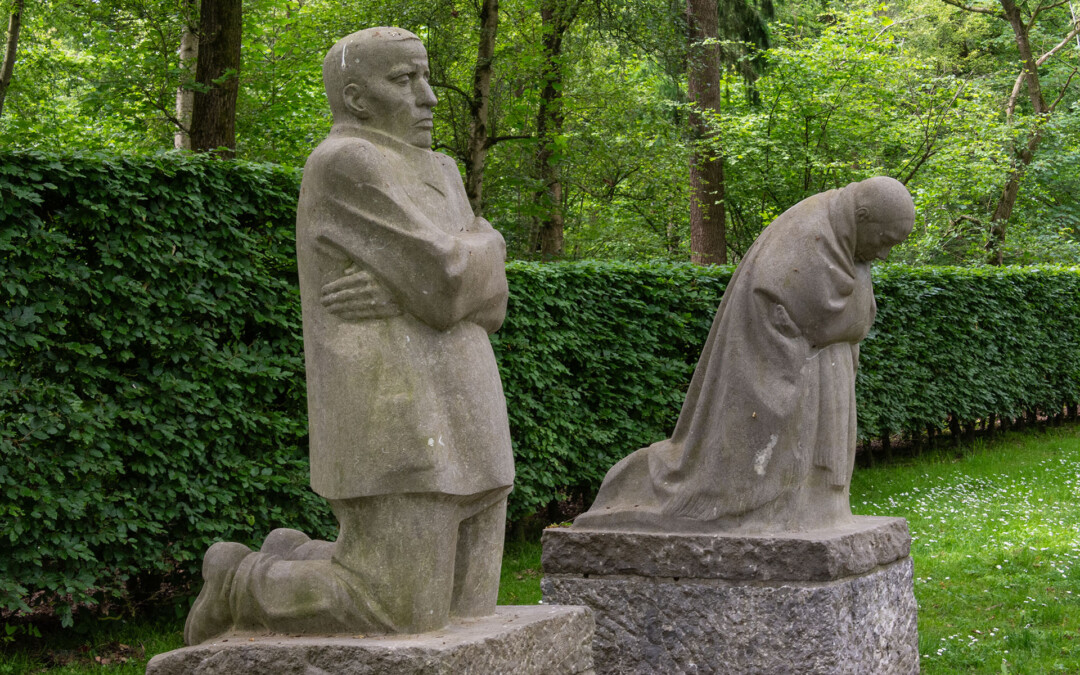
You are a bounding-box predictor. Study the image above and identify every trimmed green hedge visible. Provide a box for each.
[3,151,1079,621]
[860,265,1080,438]
[0,151,326,625]
[493,261,729,518]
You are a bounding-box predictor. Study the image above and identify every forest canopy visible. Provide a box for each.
[1,0,1077,265]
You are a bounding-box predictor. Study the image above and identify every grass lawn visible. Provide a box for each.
[3,424,1077,673]
[851,425,1080,674]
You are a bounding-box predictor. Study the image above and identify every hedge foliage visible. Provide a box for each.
[3,151,1079,620]
[859,265,1080,437]
[0,151,329,625]
[493,262,729,518]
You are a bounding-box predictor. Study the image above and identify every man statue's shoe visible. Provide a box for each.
[259,528,311,557]
[260,528,334,560]
[183,542,252,645]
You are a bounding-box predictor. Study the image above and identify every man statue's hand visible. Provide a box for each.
[321,269,402,321]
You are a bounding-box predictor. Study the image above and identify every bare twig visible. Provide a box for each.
[484,134,533,149]
[1048,66,1078,112]
[430,81,472,104]
[939,0,1003,16]
[1037,22,1080,66]
[1030,0,1071,24]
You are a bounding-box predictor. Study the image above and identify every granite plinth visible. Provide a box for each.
[541,516,918,674]
[147,606,594,675]
[543,515,911,581]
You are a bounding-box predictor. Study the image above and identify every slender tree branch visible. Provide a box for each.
[900,82,964,184]
[430,80,472,104]
[431,140,463,160]
[484,134,533,149]
[1029,0,1071,24]
[568,166,640,203]
[902,149,940,185]
[1048,66,1078,112]
[939,0,1003,17]
[1006,69,1026,119]
[1037,22,1080,66]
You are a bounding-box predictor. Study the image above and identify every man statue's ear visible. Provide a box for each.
[855,206,870,224]
[342,83,370,120]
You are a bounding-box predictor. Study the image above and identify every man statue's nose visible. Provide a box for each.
[419,80,437,107]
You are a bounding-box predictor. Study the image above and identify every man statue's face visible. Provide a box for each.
[346,38,437,148]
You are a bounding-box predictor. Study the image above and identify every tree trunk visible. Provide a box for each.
[464,0,499,216]
[174,1,199,150]
[1003,0,1049,115]
[0,0,24,121]
[948,414,961,446]
[986,0,1050,264]
[963,421,975,443]
[532,0,575,258]
[987,128,1042,264]
[910,428,922,456]
[189,0,242,157]
[687,0,726,265]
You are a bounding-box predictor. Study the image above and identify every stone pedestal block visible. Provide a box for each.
[146,606,594,675]
[541,516,918,674]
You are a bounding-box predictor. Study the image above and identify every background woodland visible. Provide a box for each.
[1,0,1078,266]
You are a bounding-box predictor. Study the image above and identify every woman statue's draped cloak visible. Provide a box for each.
[575,185,877,532]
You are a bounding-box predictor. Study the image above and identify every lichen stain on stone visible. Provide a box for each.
[754,435,778,476]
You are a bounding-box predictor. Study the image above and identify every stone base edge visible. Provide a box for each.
[542,558,918,675]
[146,605,594,675]
[543,515,911,581]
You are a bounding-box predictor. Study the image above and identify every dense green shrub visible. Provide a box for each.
[0,151,330,625]
[493,262,730,519]
[3,151,1079,621]
[859,265,1080,438]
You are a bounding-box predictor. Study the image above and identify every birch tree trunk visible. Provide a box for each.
[174,2,199,150]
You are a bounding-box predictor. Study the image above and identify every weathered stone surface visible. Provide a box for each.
[543,515,910,581]
[148,606,594,675]
[542,559,917,675]
[184,27,518,644]
[574,177,916,533]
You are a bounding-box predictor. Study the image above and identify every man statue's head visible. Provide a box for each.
[851,176,915,262]
[323,27,438,148]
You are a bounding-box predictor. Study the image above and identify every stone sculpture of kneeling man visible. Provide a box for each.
[184,27,514,644]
